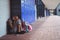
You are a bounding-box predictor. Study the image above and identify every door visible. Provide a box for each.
[10,0,21,19]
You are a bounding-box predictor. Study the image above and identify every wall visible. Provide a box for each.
[0,0,10,37]
[56,4,60,16]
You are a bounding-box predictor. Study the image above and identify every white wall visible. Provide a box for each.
[44,9,47,17]
[57,4,60,16]
[0,0,10,37]
[35,5,37,20]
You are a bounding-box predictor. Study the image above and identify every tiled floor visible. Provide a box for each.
[0,17,46,40]
[1,16,60,40]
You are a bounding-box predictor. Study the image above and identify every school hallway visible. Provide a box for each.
[0,15,60,40]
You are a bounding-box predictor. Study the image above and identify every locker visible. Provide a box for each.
[21,0,35,23]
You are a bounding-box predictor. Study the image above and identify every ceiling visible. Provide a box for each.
[42,0,60,9]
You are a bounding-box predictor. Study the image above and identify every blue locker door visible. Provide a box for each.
[46,9,50,16]
[21,0,35,23]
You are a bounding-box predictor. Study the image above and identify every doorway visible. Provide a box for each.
[10,0,21,19]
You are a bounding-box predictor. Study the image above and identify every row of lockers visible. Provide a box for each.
[10,0,50,24]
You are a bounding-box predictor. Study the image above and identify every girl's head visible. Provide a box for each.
[12,16,19,21]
